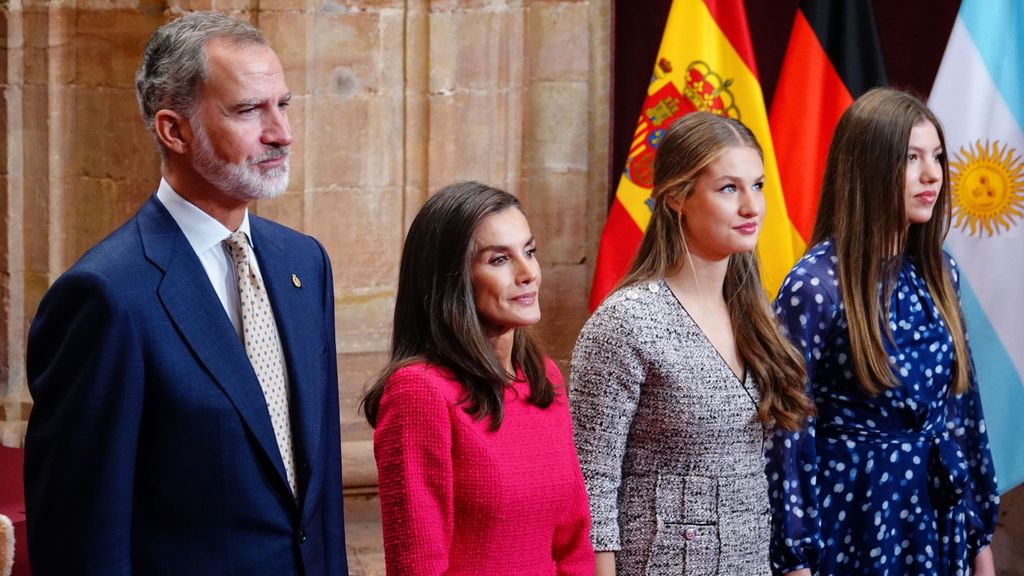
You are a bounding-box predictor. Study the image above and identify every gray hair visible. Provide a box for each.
[135,12,267,151]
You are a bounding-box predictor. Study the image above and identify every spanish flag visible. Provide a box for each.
[589,0,800,310]
[769,0,887,244]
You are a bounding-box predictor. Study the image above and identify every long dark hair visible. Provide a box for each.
[621,112,815,431]
[811,87,970,395]
[362,181,554,430]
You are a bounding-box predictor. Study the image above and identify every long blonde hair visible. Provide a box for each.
[811,87,970,395]
[621,112,814,431]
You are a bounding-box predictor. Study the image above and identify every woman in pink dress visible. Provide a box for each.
[362,181,595,575]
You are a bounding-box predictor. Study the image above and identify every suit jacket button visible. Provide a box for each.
[683,528,696,541]
[299,530,307,544]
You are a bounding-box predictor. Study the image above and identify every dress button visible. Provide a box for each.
[299,530,307,544]
[683,528,696,541]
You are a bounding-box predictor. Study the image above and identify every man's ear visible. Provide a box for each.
[153,109,193,155]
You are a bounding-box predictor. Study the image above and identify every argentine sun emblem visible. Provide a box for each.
[949,140,1024,236]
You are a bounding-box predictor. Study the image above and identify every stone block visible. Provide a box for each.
[167,0,217,12]
[61,175,152,266]
[69,86,160,181]
[309,96,368,189]
[426,89,524,190]
[429,0,507,11]
[455,8,520,91]
[252,189,304,231]
[259,10,313,94]
[21,90,51,197]
[312,10,381,98]
[342,492,385,575]
[323,0,404,11]
[341,439,377,487]
[62,176,123,265]
[428,7,524,93]
[377,7,406,95]
[525,79,589,171]
[526,1,589,82]
[521,168,587,265]
[61,0,156,8]
[20,9,49,86]
[332,284,396,356]
[309,94,402,189]
[426,12,456,94]
[24,271,51,332]
[403,8,429,92]
[337,350,388,443]
[310,185,402,288]
[282,94,307,193]
[210,0,258,12]
[259,0,317,11]
[533,261,589,366]
[74,9,163,88]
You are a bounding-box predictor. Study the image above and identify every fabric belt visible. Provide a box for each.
[817,422,968,510]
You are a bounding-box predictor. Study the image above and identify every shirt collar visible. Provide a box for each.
[156,178,254,254]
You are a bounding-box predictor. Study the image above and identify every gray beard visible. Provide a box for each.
[191,122,290,202]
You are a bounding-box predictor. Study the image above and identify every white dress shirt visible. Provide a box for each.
[155,178,260,340]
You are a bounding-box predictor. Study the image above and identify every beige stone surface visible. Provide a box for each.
[74,9,161,87]
[338,350,388,443]
[525,80,590,172]
[526,1,589,82]
[259,9,314,93]
[524,168,589,265]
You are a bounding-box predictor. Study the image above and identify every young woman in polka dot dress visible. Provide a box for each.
[767,88,999,576]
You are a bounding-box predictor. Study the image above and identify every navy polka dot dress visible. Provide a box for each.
[766,240,999,576]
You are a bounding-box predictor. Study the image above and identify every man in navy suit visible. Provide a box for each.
[24,12,347,575]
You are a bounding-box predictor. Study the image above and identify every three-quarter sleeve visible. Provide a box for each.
[767,270,834,573]
[569,298,645,551]
[945,256,1000,556]
[374,367,455,576]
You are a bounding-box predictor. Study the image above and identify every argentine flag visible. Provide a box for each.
[929,0,1024,492]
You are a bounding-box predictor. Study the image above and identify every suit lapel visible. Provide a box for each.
[137,197,295,500]
[250,219,324,503]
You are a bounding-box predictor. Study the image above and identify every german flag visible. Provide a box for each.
[590,0,802,311]
[769,1,888,244]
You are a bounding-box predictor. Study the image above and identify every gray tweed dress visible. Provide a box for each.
[569,279,771,575]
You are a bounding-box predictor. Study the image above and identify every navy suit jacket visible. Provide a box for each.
[24,195,348,575]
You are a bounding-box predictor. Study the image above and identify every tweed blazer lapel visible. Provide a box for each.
[136,196,295,500]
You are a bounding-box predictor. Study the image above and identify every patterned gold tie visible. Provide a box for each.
[224,230,296,495]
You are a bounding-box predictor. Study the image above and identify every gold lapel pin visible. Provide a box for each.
[291,274,302,288]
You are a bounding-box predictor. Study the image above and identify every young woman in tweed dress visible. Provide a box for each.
[362,181,594,575]
[570,112,814,575]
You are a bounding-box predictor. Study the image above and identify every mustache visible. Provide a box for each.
[250,146,290,165]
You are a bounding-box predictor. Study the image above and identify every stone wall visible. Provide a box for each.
[0,0,610,477]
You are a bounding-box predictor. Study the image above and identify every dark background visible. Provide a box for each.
[610,0,962,200]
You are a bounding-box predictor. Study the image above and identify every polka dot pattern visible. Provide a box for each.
[766,240,999,575]
[225,230,296,495]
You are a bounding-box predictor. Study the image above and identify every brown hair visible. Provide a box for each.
[361,181,554,430]
[621,112,814,431]
[811,87,970,395]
